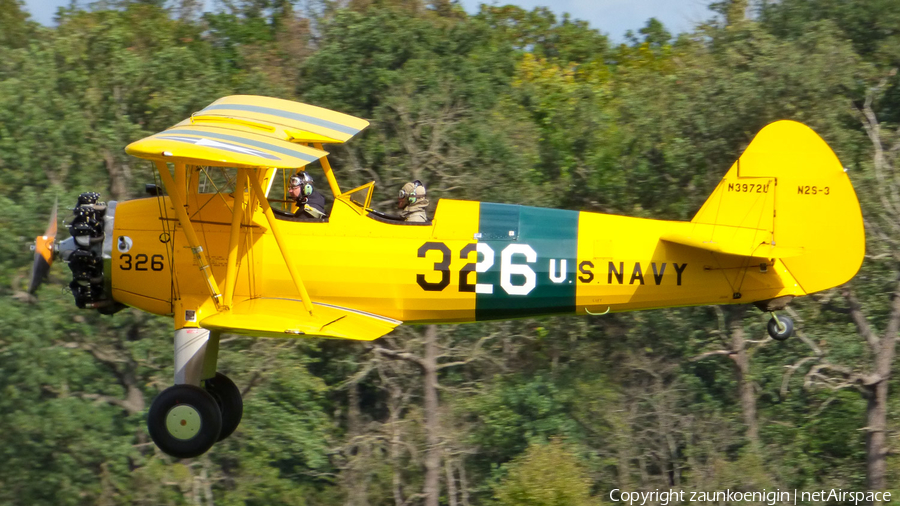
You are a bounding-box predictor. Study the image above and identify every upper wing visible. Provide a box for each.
[199,298,401,341]
[189,95,369,144]
[125,124,329,168]
[125,95,369,168]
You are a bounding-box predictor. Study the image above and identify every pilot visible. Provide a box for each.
[289,172,326,219]
[398,180,429,223]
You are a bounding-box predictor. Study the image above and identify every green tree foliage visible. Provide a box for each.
[759,0,900,124]
[493,438,594,506]
[759,0,900,64]
[301,3,547,207]
[0,0,34,48]
[476,5,608,64]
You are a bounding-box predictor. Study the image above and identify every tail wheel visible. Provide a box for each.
[767,314,794,341]
[148,384,222,458]
[204,373,243,441]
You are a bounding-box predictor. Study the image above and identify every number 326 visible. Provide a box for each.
[120,253,165,271]
[417,242,538,296]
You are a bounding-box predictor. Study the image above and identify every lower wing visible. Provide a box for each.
[200,298,401,340]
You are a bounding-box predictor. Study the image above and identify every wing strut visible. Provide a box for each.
[314,143,341,197]
[223,169,248,308]
[246,170,315,316]
[155,161,224,308]
[174,161,187,200]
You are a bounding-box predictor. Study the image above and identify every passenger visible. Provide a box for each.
[289,172,326,219]
[398,180,429,223]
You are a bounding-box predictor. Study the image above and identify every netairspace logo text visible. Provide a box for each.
[610,488,892,505]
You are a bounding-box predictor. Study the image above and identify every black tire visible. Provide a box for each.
[767,315,794,341]
[147,384,222,459]
[204,372,243,441]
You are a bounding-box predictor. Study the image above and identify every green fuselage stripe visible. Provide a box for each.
[475,203,579,320]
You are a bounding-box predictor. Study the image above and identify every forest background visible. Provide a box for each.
[2,0,900,504]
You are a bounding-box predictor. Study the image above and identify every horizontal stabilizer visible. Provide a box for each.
[201,298,401,341]
[662,224,803,259]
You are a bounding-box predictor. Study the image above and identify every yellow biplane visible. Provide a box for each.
[29,95,864,458]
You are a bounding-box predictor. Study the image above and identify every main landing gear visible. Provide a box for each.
[147,329,243,458]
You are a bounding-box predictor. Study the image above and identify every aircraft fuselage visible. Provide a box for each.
[108,193,800,329]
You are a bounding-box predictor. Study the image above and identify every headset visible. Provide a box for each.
[290,172,314,197]
[399,180,424,205]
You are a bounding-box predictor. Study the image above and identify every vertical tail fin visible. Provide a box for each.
[691,120,864,294]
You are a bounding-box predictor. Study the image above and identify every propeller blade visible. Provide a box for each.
[28,200,58,294]
[45,198,58,241]
[28,251,51,294]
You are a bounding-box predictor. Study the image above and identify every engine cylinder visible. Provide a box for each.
[65,193,123,313]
